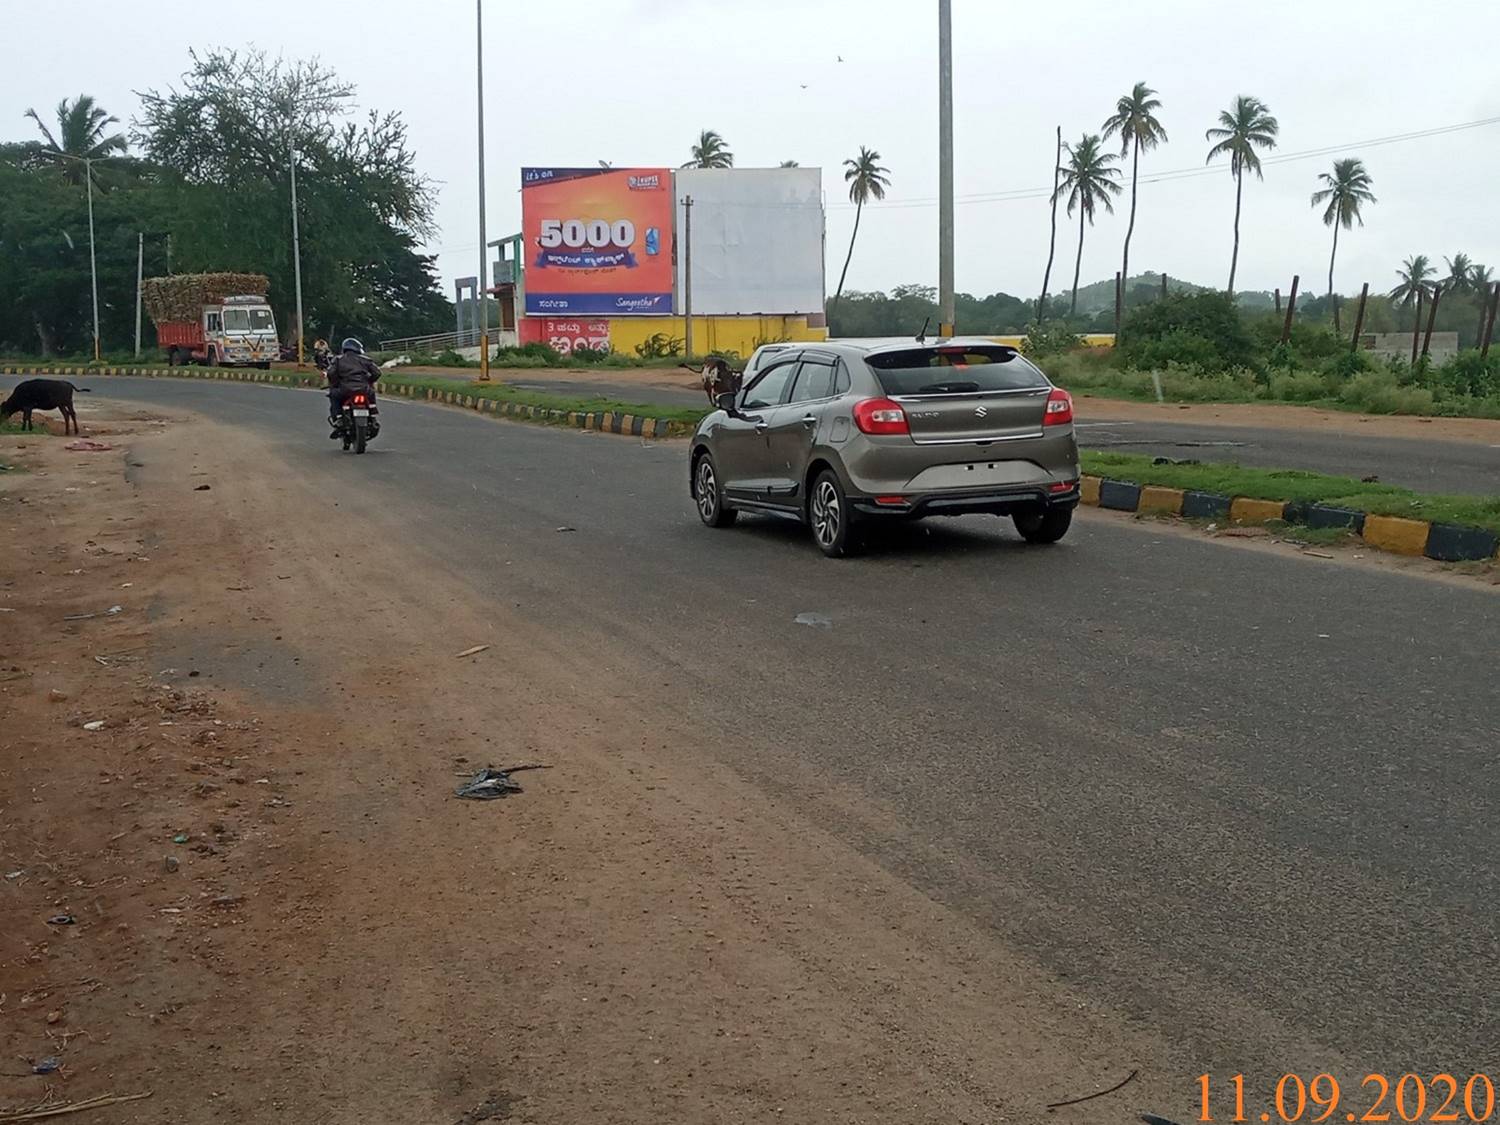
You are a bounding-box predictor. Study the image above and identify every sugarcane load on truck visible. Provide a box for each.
[141,272,279,368]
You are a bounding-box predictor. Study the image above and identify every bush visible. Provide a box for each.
[569,344,609,364]
[1117,291,1257,371]
[1019,320,1082,359]
[1436,351,1500,397]
[1338,371,1436,414]
[1269,370,1332,402]
[1318,349,1375,382]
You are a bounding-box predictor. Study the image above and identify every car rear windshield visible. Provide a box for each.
[865,346,1049,396]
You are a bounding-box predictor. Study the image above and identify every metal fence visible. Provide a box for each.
[375,330,473,354]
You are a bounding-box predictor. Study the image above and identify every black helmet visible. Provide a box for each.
[341,337,364,354]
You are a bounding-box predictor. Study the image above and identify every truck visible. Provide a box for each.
[141,273,280,369]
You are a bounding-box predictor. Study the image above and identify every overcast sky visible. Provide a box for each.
[8,0,1499,300]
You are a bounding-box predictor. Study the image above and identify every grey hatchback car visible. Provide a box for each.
[689,338,1081,556]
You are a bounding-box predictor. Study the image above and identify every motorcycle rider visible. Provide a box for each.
[326,337,381,435]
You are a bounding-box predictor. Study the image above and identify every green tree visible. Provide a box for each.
[1101,82,1167,329]
[685,130,733,169]
[1310,157,1375,330]
[1055,134,1121,316]
[1443,253,1474,294]
[24,95,128,186]
[1388,254,1434,307]
[1205,95,1279,295]
[833,146,890,304]
[134,48,447,343]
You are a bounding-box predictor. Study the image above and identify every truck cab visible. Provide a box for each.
[203,295,278,368]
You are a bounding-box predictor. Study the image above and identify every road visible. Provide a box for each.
[16,375,1500,1101]
[494,374,1500,494]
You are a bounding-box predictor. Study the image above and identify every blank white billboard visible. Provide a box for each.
[674,168,825,316]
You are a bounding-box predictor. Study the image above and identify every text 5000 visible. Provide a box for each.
[539,219,635,250]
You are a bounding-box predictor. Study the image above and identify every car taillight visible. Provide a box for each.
[1043,387,1073,426]
[853,397,909,436]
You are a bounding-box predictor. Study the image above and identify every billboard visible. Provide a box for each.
[674,167,825,316]
[521,167,674,315]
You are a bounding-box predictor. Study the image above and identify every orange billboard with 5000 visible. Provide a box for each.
[522,167,674,315]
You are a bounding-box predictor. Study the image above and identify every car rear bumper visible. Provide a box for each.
[850,481,1080,518]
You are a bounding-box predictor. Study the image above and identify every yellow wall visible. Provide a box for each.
[605,315,827,360]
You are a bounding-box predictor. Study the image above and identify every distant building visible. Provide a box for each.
[1359,332,1459,362]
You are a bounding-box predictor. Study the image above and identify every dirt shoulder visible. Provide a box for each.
[2,405,1196,1123]
[1072,393,1500,444]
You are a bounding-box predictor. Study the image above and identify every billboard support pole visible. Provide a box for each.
[475,0,491,381]
[683,195,694,361]
[937,0,955,337]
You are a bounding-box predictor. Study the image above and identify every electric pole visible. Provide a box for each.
[683,196,694,360]
[937,0,955,337]
[85,157,101,361]
[134,232,144,358]
[475,0,491,381]
[290,136,306,368]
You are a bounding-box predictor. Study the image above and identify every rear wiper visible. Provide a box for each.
[914,381,981,394]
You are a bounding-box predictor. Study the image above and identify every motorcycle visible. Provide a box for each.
[334,388,380,454]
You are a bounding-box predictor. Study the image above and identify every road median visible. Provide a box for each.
[1080,450,1500,562]
[0,362,702,439]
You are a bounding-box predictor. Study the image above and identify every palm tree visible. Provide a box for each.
[833,146,890,304]
[1205,95,1279,295]
[24,95,127,185]
[1101,82,1168,325]
[1310,157,1375,331]
[1389,255,1434,306]
[1055,134,1122,316]
[1472,264,1494,292]
[779,159,800,167]
[684,130,733,169]
[1444,253,1474,294]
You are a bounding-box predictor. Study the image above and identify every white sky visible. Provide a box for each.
[8,0,1500,300]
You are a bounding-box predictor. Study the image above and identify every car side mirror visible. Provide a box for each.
[715,391,737,413]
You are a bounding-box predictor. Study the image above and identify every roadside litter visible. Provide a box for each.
[194,484,211,491]
[794,612,833,629]
[453,644,491,659]
[64,439,113,452]
[454,764,549,800]
[1,1091,154,1119]
[30,1057,62,1075]
[555,526,577,533]
[45,915,74,926]
[81,721,105,731]
[1044,1068,1138,1110]
[63,606,123,622]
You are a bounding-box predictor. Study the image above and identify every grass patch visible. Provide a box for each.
[1080,450,1500,534]
[1,417,50,438]
[383,373,709,426]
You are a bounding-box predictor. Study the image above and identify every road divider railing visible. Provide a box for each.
[0,363,699,440]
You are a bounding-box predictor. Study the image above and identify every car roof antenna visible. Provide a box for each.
[916,316,930,343]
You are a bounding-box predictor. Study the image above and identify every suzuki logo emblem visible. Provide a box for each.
[974,406,988,418]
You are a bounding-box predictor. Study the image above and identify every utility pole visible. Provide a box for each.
[937,0,954,337]
[1349,282,1369,352]
[683,196,694,360]
[1279,275,1299,344]
[1422,285,1442,358]
[84,157,101,362]
[289,136,306,368]
[1411,290,1423,365]
[475,0,491,381]
[134,232,144,358]
[1482,283,1500,360]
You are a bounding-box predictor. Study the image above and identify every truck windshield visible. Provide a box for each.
[223,308,274,333]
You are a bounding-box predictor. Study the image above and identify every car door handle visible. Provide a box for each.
[800,414,817,427]
[754,420,768,432]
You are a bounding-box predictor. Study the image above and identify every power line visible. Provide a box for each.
[827,114,1500,211]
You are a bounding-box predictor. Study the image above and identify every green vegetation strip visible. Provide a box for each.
[384,373,707,425]
[1081,451,1500,534]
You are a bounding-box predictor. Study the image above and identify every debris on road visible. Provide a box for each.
[46,914,75,926]
[454,644,491,659]
[64,439,113,452]
[794,612,833,629]
[1044,1068,1138,1109]
[48,689,69,703]
[172,833,188,844]
[1,1090,154,1117]
[454,764,548,800]
[194,484,211,491]
[82,721,105,731]
[555,526,577,533]
[1142,1116,1186,1125]
[162,856,179,873]
[30,1056,63,1075]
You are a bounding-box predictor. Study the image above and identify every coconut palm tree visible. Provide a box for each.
[1444,253,1474,294]
[1205,95,1279,295]
[1310,157,1375,330]
[1389,255,1434,306]
[1101,82,1168,324]
[684,130,733,169]
[24,95,127,185]
[833,146,890,304]
[1055,134,1122,316]
[779,159,800,167]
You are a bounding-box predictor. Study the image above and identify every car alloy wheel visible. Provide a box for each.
[812,478,841,550]
[696,458,718,522]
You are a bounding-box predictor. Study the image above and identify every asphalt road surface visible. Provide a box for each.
[19,375,1500,1084]
[500,375,1499,494]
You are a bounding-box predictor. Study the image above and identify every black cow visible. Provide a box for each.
[1,379,90,435]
